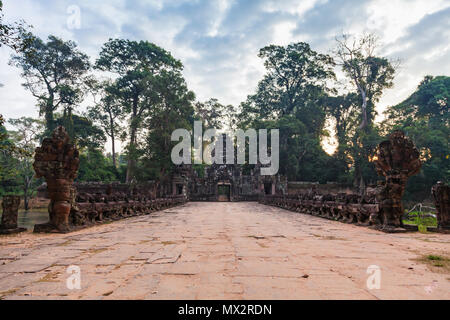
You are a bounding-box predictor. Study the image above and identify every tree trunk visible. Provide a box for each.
[24,186,29,211]
[44,90,55,135]
[109,113,117,168]
[111,134,117,168]
[126,96,139,183]
[126,126,137,183]
[23,176,32,211]
[358,87,369,130]
[45,105,54,136]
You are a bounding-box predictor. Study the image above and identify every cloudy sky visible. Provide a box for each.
[1,0,449,151]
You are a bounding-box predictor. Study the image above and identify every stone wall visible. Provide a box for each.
[261,131,424,233]
[71,193,187,228]
[260,191,381,228]
[35,181,186,231]
[287,182,356,195]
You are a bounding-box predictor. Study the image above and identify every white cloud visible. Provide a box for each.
[366,0,450,44]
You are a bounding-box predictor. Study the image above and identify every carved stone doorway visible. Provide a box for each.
[218,184,231,202]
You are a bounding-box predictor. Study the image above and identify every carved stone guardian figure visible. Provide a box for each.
[373,130,421,232]
[0,195,26,234]
[33,126,79,233]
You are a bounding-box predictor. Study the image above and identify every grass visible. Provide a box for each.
[416,254,450,273]
[403,211,437,233]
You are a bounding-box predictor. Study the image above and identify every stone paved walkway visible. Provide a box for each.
[0,202,449,299]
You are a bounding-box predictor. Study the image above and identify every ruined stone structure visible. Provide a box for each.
[260,131,424,233]
[287,182,356,195]
[0,195,26,234]
[373,130,421,231]
[33,126,80,233]
[33,127,187,233]
[432,182,450,231]
[30,127,428,234]
[170,134,287,201]
[36,181,186,229]
[260,190,380,226]
[72,184,186,227]
[185,164,287,202]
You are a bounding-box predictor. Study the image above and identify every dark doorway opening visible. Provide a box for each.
[176,184,183,195]
[218,185,231,201]
[264,183,272,195]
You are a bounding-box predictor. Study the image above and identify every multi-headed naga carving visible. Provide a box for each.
[373,130,421,231]
[33,126,80,233]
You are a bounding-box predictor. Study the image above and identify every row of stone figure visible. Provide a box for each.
[259,193,382,226]
[70,193,187,226]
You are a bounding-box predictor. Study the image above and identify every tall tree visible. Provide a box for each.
[325,93,359,149]
[4,117,43,209]
[10,35,91,135]
[334,33,396,190]
[239,42,335,180]
[335,33,396,130]
[143,69,195,188]
[195,98,237,131]
[87,81,123,168]
[324,93,360,181]
[95,39,183,182]
[243,42,335,120]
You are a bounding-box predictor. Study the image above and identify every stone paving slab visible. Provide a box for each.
[0,202,449,300]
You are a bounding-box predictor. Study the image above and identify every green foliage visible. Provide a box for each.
[195,98,237,130]
[77,149,119,182]
[54,114,106,151]
[0,117,44,206]
[335,33,396,129]
[0,1,33,53]
[10,35,91,135]
[403,211,437,230]
[141,69,195,182]
[239,42,336,181]
[87,80,124,167]
[333,33,397,189]
[95,38,185,182]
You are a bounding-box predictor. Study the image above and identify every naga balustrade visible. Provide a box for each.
[259,193,380,227]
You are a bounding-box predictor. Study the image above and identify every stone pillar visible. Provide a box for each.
[33,126,79,233]
[0,195,26,234]
[373,130,421,232]
[432,182,450,230]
